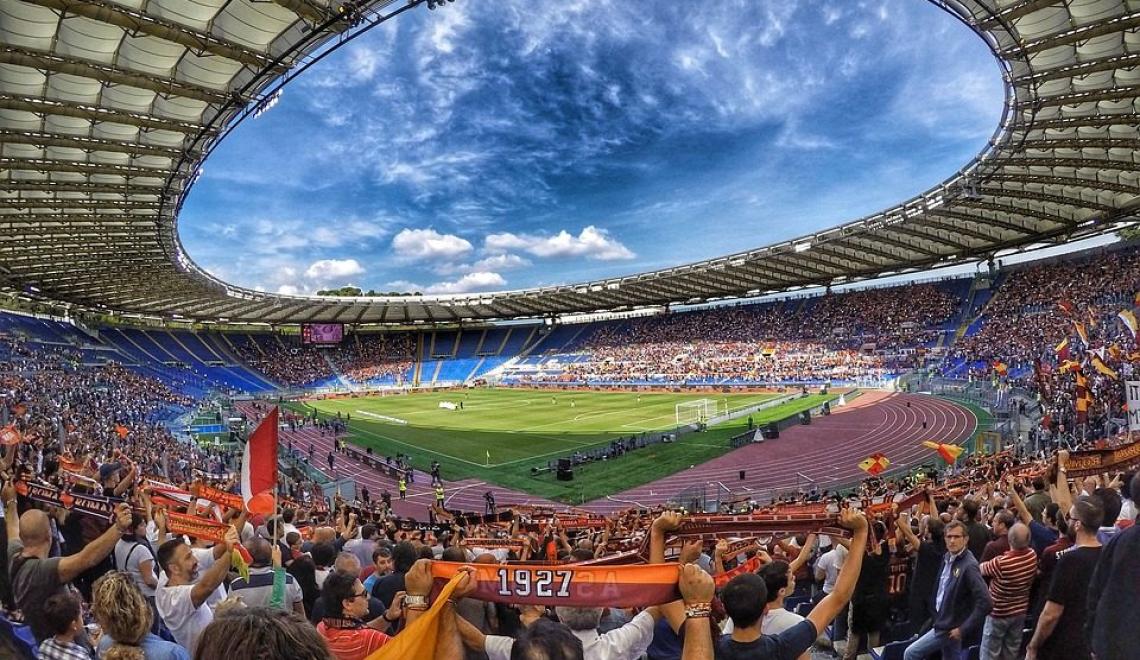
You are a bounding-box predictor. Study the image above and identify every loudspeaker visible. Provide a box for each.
[556,468,574,481]
[822,401,831,416]
[799,411,811,425]
[557,458,571,471]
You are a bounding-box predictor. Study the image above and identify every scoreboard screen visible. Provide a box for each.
[300,323,344,345]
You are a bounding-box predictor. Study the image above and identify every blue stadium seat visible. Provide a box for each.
[0,613,37,659]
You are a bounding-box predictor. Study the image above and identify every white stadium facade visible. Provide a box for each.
[3,0,1140,324]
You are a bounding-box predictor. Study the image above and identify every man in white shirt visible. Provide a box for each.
[815,541,848,643]
[815,543,846,596]
[154,525,237,656]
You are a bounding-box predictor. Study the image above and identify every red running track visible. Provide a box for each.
[575,391,975,514]
[240,392,975,518]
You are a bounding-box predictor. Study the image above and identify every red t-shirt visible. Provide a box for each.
[317,622,390,660]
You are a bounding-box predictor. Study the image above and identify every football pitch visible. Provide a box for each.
[296,388,844,503]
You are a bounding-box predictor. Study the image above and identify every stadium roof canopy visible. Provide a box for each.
[4,0,1140,325]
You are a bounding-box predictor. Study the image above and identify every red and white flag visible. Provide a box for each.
[241,407,279,514]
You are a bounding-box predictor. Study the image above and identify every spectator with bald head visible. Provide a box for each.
[4,476,132,643]
[979,523,1036,660]
[229,538,304,614]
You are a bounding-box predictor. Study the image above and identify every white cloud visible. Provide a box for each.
[276,284,301,296]
[485,226,635,260]
[348,47,379,83]
[472,253,531,271]
[426,271,506,294]
[304,258,365,281]
[392,228,473,261]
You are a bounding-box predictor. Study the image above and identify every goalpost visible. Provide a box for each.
[675,398,728,425]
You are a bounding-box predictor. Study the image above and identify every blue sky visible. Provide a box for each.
[178,0,1004,296]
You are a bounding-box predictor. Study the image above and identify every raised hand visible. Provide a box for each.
[839,507,868,532]
[652,510,682,532]
[404,558,434,596]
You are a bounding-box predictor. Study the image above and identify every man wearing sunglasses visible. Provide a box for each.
[903,520,992,660]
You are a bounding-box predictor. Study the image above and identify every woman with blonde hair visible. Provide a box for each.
[91,571,189,660]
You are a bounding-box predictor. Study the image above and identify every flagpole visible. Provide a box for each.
[272,405,281,549]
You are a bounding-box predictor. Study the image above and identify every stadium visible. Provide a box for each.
[1,1,1139,659]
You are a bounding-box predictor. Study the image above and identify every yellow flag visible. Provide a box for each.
[1091,356,1119,380]
[231,548,250,582]
[366,572,464,660]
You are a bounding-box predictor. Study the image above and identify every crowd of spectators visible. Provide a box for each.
[229,334,413,389]
[950,250,1140,373]
[944,249,1140,442]
[522,283,961,384]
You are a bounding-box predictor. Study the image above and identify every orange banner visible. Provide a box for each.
[714,556,765,587]
[430,560,680,607]
[192,482,244,511]
[166,511,230,543]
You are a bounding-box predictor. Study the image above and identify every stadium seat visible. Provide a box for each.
[784,595,810,613]
[0,614,36,660]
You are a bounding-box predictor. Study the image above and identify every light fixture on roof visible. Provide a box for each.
[794,241,812,253]
[253,90,282,119]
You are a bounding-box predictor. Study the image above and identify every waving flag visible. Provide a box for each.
[1091,356,1118,380]
[1058,299,1075,316]
[858,453,890,476]
[1075,371,1093,424]
[1055,337,1070,362]
[241,407,279,515]
[1119,310,1138,340]
[1073,320,1090,347]
[993,360,1009,376]
[922,441,964,463]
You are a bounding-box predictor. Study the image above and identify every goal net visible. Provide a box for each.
[675,399,727,425]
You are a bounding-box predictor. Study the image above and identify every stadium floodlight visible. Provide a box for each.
[794,241,812,253]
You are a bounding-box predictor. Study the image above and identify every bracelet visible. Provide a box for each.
[684,603,712,619]
[404,594,429,610]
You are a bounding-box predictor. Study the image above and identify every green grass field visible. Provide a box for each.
[295,388,846,503]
